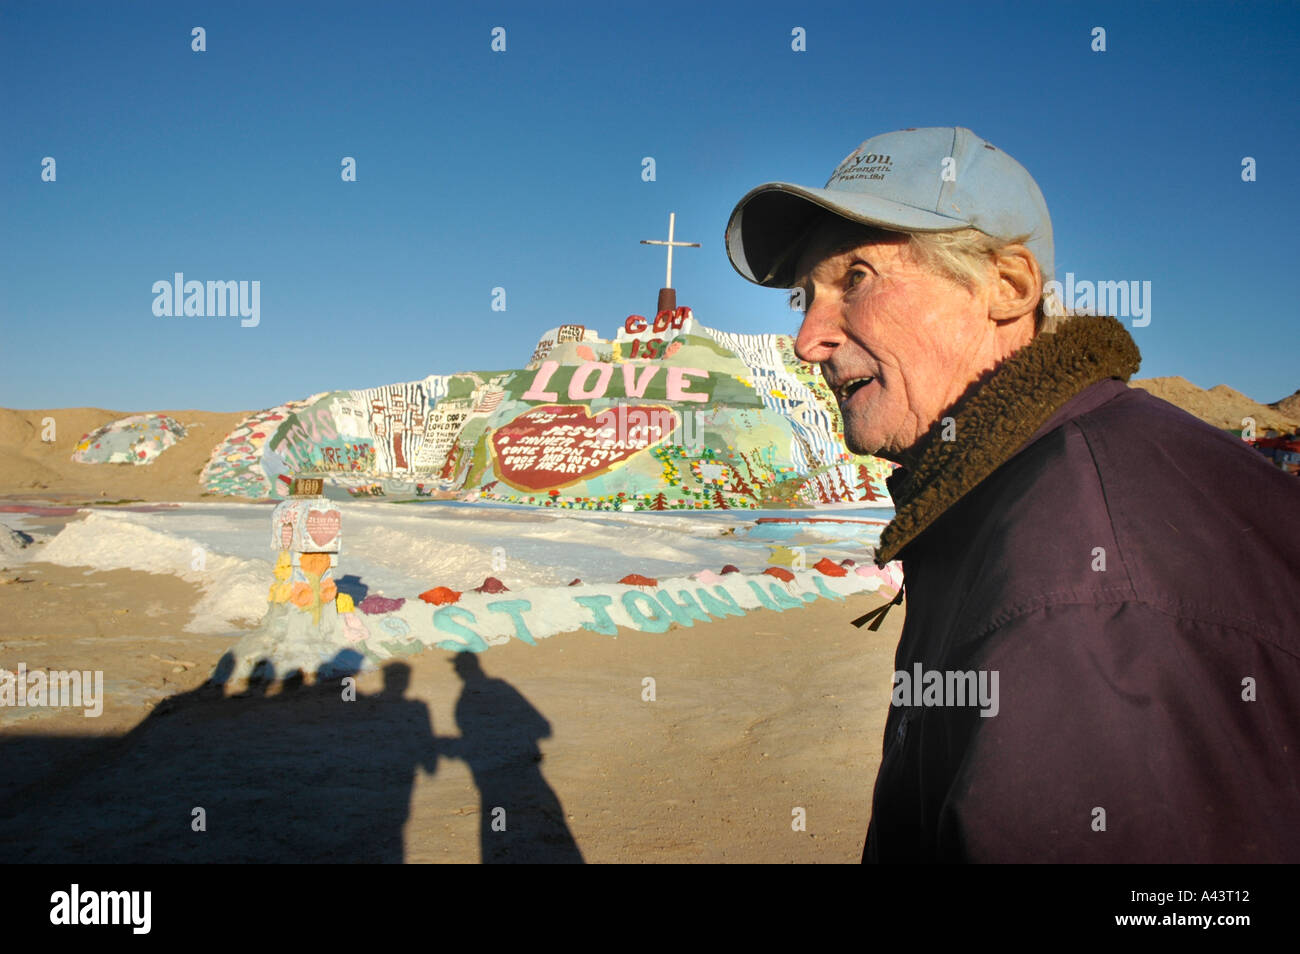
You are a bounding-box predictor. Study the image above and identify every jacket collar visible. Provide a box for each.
[874,315,1141,566]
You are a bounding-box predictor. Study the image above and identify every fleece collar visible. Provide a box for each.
[874,315,1141,566]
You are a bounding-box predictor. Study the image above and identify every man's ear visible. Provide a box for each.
[988,244,1042,323]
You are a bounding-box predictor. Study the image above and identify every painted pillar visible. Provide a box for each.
[656,287,676,320]
[268,477,343,624]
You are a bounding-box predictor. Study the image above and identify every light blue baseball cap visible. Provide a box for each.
[725,126,1054,287]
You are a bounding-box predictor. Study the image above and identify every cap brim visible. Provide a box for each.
[725,183,969,287]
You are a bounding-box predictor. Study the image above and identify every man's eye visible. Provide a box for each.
[847,269,868,288]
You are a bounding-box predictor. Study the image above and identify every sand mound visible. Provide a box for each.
[0,408,36,446]
[1132,377,1299,432]
[1271,388,1300,420]
[1207,383,1254,403]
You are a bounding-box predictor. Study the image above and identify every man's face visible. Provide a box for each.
[791,219,1000,465]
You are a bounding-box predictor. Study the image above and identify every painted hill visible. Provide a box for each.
[16,319,1289,509]
[198,311,896,510]
[1131,377,1299,433]
[71,413,187,464]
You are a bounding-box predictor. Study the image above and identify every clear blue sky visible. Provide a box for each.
[3,0,1297,412]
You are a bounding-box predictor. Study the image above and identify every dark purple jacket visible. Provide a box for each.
[865,379,1300,862]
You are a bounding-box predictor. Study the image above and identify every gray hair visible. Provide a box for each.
[905,228,1063,335]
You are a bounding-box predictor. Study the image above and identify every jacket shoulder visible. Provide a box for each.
[1069,386,1300,645]
[949,384,1300,649]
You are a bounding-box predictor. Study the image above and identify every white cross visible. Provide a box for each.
[640,212,700,289]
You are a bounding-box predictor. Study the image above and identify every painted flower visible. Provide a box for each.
[299,552,331,578]
[336,592,355,614]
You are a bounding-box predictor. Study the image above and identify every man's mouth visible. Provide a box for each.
[835,376,876,403]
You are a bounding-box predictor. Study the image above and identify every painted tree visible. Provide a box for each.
[712,490,729,509]
[855,463,883,502]
[833,468,854,501]
[739,449,772,489]
[728,475,755,498]
[651,491,669,511]
[438,443,461,481]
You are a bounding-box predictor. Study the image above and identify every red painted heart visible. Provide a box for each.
[491,404,676,492]
[305,509,340,547]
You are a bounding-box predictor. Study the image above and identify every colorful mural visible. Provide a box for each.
[199,312,896,508]
[200,401,312,497]
[72,414,187,465]
[490,404,676,492]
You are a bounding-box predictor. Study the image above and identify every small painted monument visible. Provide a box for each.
[268,478,342,623]
[226,477,358,683]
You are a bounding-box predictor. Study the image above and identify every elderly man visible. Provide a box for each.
[726,127,1300,863]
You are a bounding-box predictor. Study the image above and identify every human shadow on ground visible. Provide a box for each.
[0,652,435,862]
[0,650,584,863]
[443,653,584,864]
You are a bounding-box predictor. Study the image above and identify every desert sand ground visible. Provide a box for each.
[0,545,901,863]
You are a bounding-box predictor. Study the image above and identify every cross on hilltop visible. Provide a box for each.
[640,212,699,317]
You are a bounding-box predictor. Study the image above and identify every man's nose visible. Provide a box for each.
[793,298,843,364]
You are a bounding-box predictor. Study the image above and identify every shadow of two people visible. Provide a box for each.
[228,649,585,864]
[0,650,583,864]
